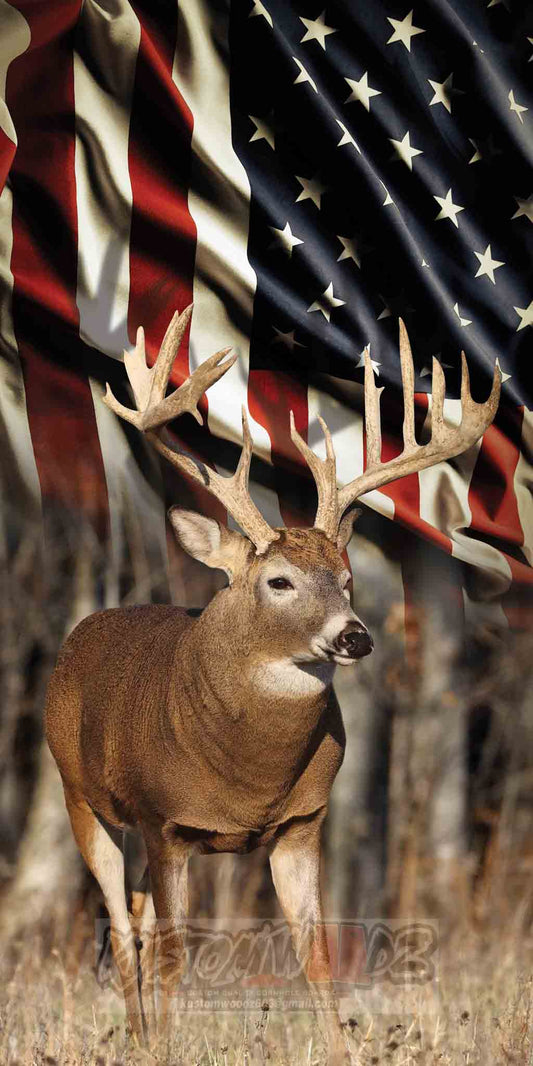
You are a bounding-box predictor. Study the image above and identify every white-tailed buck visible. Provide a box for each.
[45,305,500,1064]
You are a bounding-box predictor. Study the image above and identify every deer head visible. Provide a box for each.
[104,304,501,667]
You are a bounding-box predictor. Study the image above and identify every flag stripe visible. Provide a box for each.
[7,1,109,540]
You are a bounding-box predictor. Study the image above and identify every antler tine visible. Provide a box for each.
[336,320,501,522]
[398,318,416,451]
[289,411,338,540]
[363,346,382,469]
[104,306,279,554]
[149,304,193,408]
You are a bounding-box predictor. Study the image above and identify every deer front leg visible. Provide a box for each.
[269,811,349,1066]
[144,831,191,1044]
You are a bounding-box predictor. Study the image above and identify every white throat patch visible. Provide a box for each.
[251,658,335,698]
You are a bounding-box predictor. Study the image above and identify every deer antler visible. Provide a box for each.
[290,319,501,543]
[104,305,279,554]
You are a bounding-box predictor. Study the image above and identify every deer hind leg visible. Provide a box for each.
[143,830,190,1044]
[63,791,146,1046]
[269,813,349,1066]
[124,833,157,1041]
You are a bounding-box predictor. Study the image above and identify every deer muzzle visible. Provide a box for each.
[334,621,373,659]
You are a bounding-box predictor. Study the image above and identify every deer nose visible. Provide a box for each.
[334,621,373,659]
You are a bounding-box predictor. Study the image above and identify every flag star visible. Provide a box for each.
[268,222,304,256]
[292,57,318,92]
[380,181,394,206]
[389,130,423,170]
[377,298,391,320]
[514,299,533,331]
[428,73,463,114]
[512,194,533,223]
[494,358,511,383]
[336,119,361,153]
[453,302,472,327]
[249,114,275,149]
[386,9,425,52]
[472,40,485,54]
[248,0,273,26]
[528,37,533,63]
[295,173,326,209]
[421,258,430,267]
[307,283,345,322]
[300,10,337,50]
[434,188,464,227]
[508,90,528,124]
[344,71,381,111]
[355,345,381,375]
[336,235,361,267]
[272,328,306,352]
[474,244,504,284]
[468,139,482,164]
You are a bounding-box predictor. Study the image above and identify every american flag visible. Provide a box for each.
[0,0,531,626]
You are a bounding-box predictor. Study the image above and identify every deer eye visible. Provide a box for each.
[268,577,294,591]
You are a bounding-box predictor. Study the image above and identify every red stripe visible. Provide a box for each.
[6,1,109,539]
[127,0,196,381]
[0,127,16,195]
[468,403,532,588]
[248,368,310,528]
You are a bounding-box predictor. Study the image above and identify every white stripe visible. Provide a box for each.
[0,0,28,143]
[0,4,41,514]
[419,397,512,597]
[514,407,533,567]
[73,2,169,600]
[172,0,283,528]
[73,0,139,357]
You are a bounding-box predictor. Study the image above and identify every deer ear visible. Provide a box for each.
[168,508,250,584]
[336,507,362,552]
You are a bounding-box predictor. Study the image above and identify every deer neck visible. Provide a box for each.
[174,587,334,744]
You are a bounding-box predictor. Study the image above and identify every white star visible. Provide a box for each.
[528,37,533,63]
[248,0,273,26]
[272,328,306,352]
[268,222,304,256]
[421,258,430,267]
[386,9,425,52]
[453,302,472,327]
[300,10,337,50]
[508,90,528,124]
[380,181,394,206]
[495,358,511,383]
[428,73,463,114]
[474,244,504,284]
[472,40,485,54]
[249,114,275,149]
[512,194,533,223]
[468,139,482,164]
[295,173,326,209]
[434,188,464,227]
[514,299,533,331]
[307,283,345,322]
[355,345,381,375]
[345,71,381,111]
[292,57,318,92]
[377,299,391,320]
[389,130,423,170]
[336,119,361,153]
[336,235,361,267]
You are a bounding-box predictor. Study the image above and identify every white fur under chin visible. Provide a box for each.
[251,658,336,698]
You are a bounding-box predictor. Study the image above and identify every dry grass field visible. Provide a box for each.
[1,917,532,1066]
